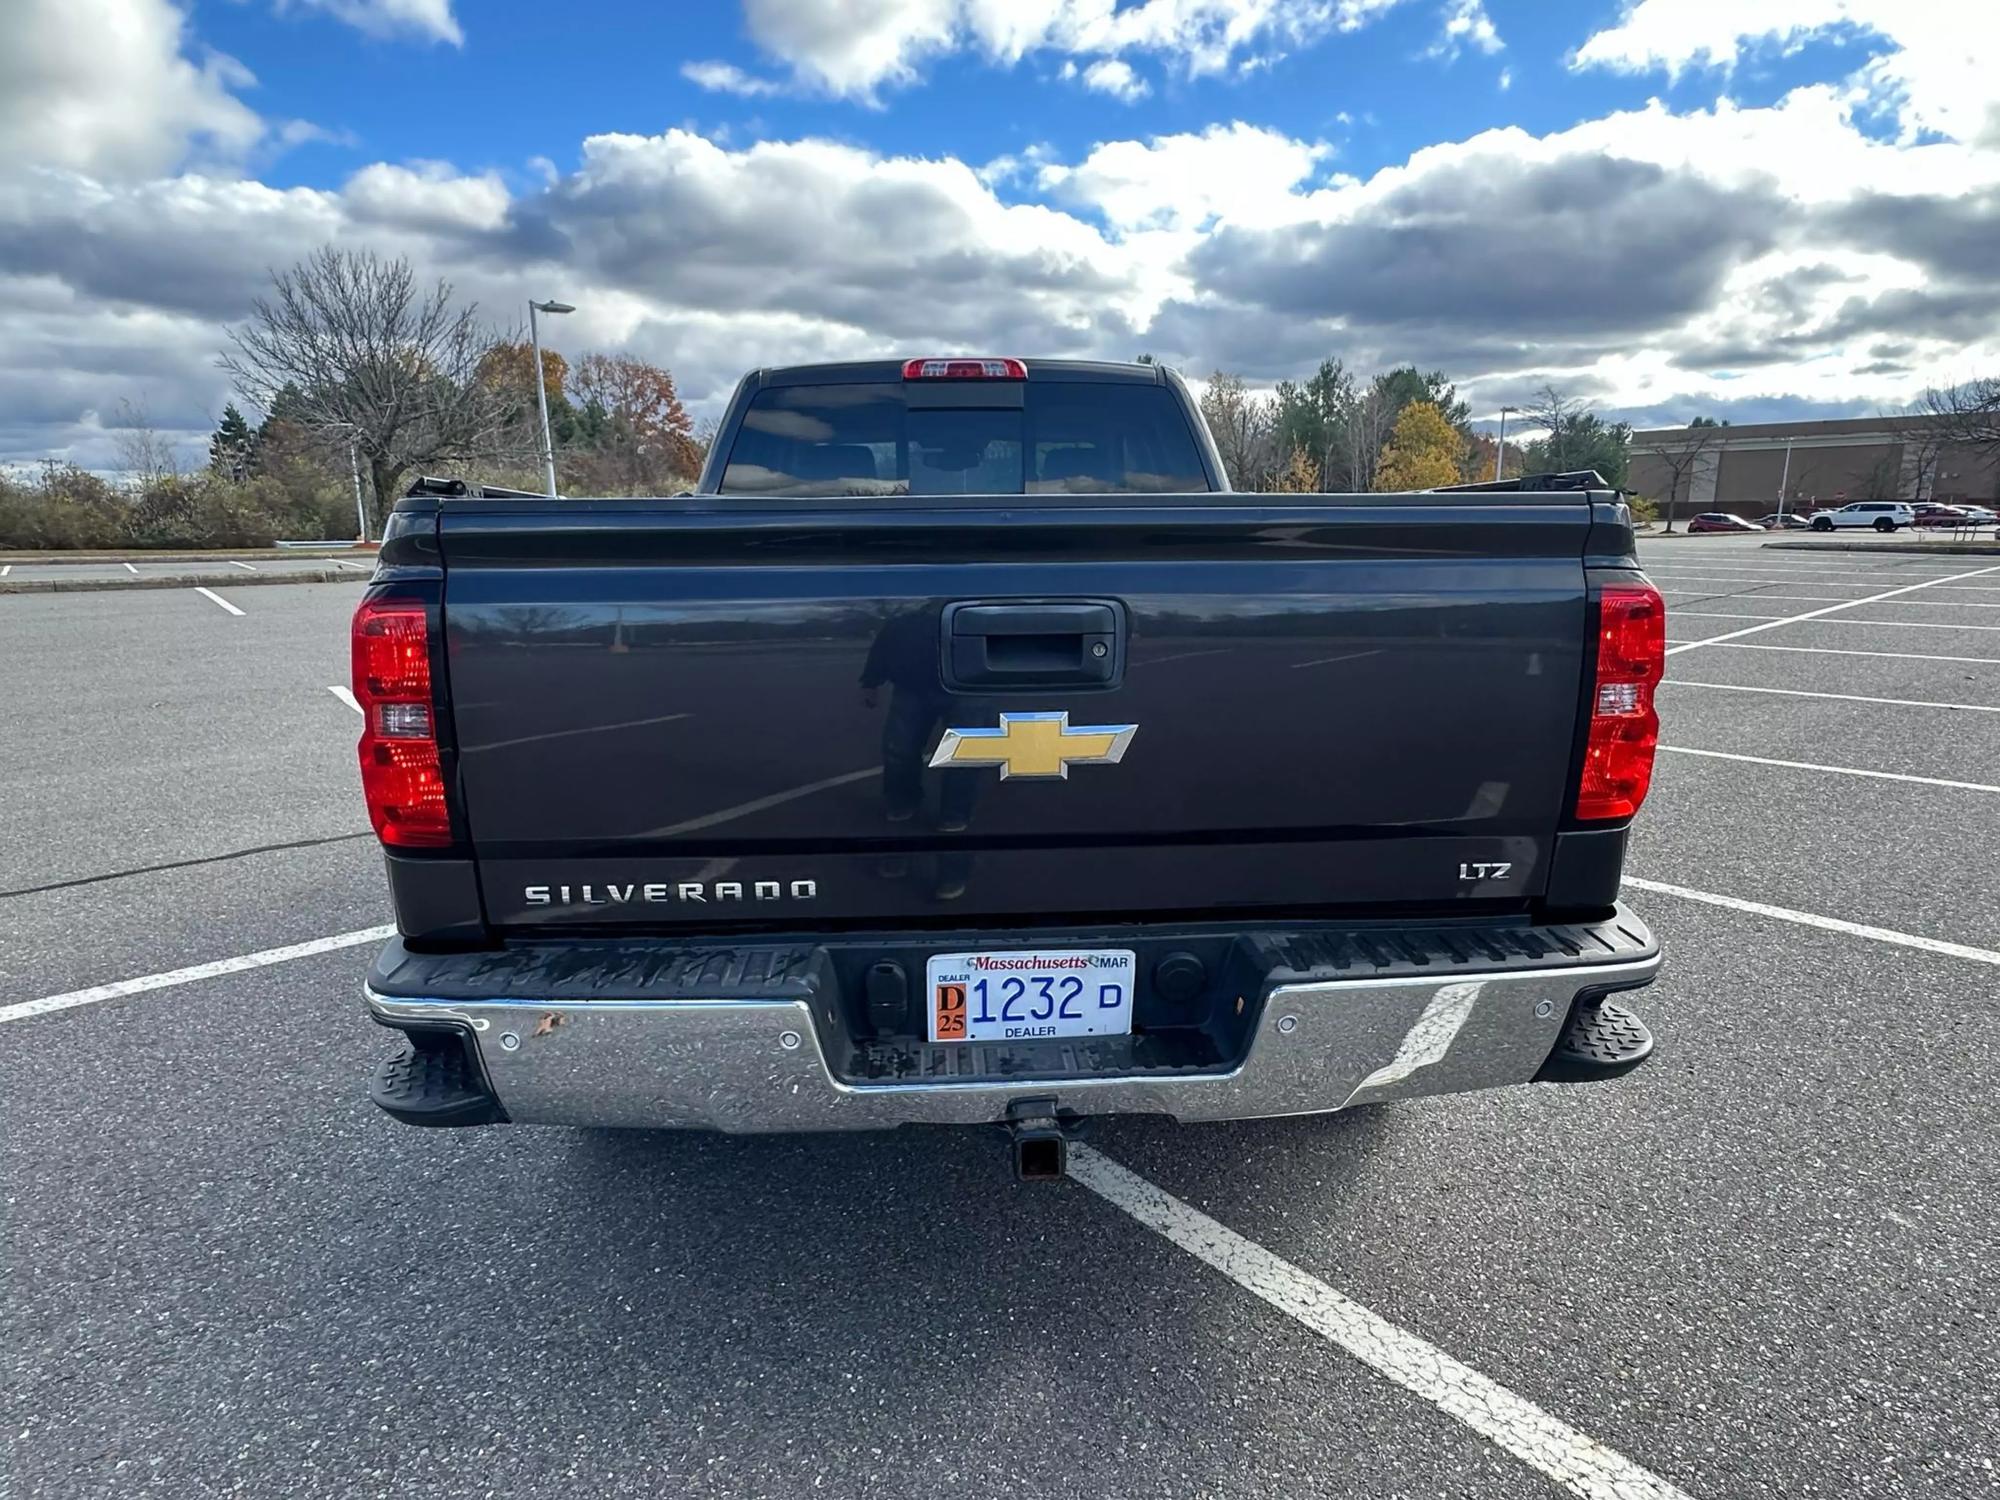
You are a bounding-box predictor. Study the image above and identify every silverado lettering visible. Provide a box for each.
[355,357,1666,1180]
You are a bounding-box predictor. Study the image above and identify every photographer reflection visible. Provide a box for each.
[859,609,979,898]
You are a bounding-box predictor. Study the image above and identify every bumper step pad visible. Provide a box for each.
[371,1037,505,1127]
[1535,998,1654,1084]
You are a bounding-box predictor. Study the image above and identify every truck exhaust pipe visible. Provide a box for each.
[1007,1100,1068,1182]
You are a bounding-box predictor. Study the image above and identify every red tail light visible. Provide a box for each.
[1575,582,1665,821]
[901,357,1027,380]
[352,598,450,847]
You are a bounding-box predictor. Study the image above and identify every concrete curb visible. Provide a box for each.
[0,568,370,595]
[1764,539,2000,557]
[0,549,372,565]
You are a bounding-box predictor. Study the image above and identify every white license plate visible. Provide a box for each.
[925,949,1136,1044]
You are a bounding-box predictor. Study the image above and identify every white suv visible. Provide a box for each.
[1810,502,1914,532]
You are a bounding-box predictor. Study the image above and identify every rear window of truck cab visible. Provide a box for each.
[718,381,1210,497]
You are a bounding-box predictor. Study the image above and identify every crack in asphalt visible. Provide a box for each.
[0,831,373,900]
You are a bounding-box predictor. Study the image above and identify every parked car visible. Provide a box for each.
[1810,501,1914,532]
[1688,512,1762,533]
[1912,503,1972,528]
[1756,512,1812,529]
[1951,504,1999,525]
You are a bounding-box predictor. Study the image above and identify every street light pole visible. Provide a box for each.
[348,438,366,542]
[1494,406,1516,481]
[1777,437,1794,522]
[528,298,575,498]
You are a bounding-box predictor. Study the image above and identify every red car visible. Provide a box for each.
[1686,512,1762,534]
[1913,503,1972,528]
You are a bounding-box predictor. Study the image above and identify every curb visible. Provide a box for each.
[0,549,372,566]
[1764,540,2000,557]
[0,568,370,595]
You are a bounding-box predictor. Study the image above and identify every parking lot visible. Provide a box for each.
[3,543,1996,1499]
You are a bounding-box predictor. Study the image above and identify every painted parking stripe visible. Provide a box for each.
[1623,877,2000,968]
[1659,681,2000,714]
[1658,745,2000,793]
[1686,642,2000,665]
[327,685,362,715]
[337,561,372,572]
[1,564,10,577]
[228,560,258,572]
[1662,592,2000,609]
[123,562,139,574]
[0,925,396,1025]
[1669,611,2000,631]
[1664,563,2000,657]
[1069,1146,1695,1500]
[193,586,245,616]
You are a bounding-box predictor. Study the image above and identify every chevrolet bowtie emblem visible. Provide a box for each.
[928,712,1138,780]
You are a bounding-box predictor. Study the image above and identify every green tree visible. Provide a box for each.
[208,403,257,481]
[1375,401,1464,490]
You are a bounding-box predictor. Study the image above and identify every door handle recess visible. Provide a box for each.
[941,601,1125,689]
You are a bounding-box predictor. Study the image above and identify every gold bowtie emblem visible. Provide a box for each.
[928,712,1138,780]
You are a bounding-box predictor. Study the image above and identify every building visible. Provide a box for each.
[1626,416,2000,520]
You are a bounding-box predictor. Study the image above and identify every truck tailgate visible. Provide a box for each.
[436,496,1595,928]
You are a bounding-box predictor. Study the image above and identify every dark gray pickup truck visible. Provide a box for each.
[354,357,1665,1178]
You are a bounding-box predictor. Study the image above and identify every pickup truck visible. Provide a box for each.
[355,357,1665,1180]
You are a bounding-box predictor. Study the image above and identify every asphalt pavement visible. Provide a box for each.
[3,542,1997,1499]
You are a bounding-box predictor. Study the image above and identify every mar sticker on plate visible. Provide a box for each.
[926,949,1136,1044]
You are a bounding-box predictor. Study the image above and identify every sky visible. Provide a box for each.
[3,0,1999,469]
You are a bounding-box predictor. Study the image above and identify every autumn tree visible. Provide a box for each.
[1375,401,1463,491]
[221,247,513,518]
[566,353,702,489]
[1269,445,1321,493]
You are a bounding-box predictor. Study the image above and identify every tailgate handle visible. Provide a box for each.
[943,601,1124,689]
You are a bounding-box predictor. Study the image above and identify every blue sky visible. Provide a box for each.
[4,0,1999,467]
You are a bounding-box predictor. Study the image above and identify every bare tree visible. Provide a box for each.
[1199,371,1276,489]
[1915,377,2000,461]
[220,247,513,517]
[109,398,183,487]
[1517,385,1588,473]
[1642,420,1724,533]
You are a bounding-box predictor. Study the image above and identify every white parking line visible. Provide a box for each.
[327,685,362,715]
[193,586,245,616]
[123,562,138,574]
[1658,745,2000,793]
[1,565,11,577]
[1662,592,2000,609]
[229,560,258,572]
[1623,877,2000,968]
[1291,649,1382,670]
[1687,642,2000,665]
[1664,563,2000,657]
[1069,1147,1694,1500]
[337,560,372,572]
[1670,611,2000,632]
[0,925,396,1025]
[1660,681,2000,714]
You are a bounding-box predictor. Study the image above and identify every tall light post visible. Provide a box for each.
[1776,436,1794,522]
[528,298,574,497]
[1494,405,1517,481]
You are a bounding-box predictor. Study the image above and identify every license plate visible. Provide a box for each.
[926,949,1136,1044]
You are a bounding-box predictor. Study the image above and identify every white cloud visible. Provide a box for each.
[1079,58,1150,101]
[1037,122,1330,232]
[343,162,510,232]
[1431,0,1502,59]
[1574,1,2000,144]
[286,0,464,45]
[680,59,789,97]
[0,0,265,180]
[732,0,1416,101]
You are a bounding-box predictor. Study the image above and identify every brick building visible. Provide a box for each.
[1626,417,2000,520]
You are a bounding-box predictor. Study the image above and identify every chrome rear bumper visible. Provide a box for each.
[364,918,1660,1131]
